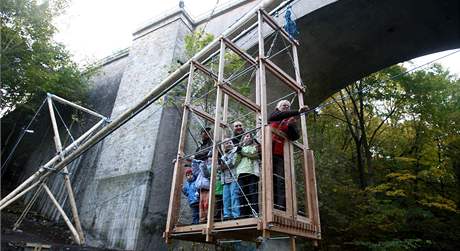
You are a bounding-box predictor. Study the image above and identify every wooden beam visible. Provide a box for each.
[222,37,257,65]
[187,105,229,129]
[214,217,259,229]
[290,143,298,218]
[219,83,260,112]
[174,223,206,233]
[193,61,218,81]
[259,9,299,46]
[205,39,226,242]
[222,94,229,139]
[262,58,303,93]
[284,141,294,218]
[268,225,319,240]
[165,64,196,243]
[291,44,303,90]
[306,150,321,237]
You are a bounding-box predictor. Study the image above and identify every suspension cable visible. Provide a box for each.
[1,97,47,173]
[52,101,76,143]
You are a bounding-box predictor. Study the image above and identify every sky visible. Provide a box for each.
[54,0,230,64]
[54,0,460,76]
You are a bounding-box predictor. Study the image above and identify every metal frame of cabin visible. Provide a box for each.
[164,8,321,245]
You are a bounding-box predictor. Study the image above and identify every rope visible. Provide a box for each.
[197,0,220,41]
[52,101,76,143]
[1,97,47,173]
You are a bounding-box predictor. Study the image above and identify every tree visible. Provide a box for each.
[310,63,460,250]
[1,0,89,115]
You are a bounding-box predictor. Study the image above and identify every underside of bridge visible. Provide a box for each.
[292,0,459,105]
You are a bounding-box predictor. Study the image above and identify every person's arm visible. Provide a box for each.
[194,147,209,160]
[182,184,188,196]
[191,160,201,177]
[202,163,211,178]
[241,145,258,159]
[268,110,300,122]
[286,124,300,141]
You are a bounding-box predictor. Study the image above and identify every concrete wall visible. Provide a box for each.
[79,10,195,250]
[19,52,127,223]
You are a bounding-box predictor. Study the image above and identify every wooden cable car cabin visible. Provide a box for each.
[164,8,320,246]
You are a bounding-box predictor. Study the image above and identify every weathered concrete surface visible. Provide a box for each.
[17,52,127,222]
[81,10,194,250]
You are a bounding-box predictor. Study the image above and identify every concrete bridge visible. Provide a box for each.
[8,0,459,250]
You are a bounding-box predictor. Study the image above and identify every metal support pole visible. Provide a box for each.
[48,93,107,120]
[0,119,105,208]
[42,184,81,245]
[47,97,85,244]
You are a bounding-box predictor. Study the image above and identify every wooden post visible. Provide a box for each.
[165,64,196,242]
[42,184,81,244]
[290,236,296,251]
[306,150,320,235]
[258,9,274,232]
[47,97,85,244]
[292,44,320,235]
[222,94,229,139]
[205,39,226,242]
[283,141,293,217]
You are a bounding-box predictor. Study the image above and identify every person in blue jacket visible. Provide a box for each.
[182,168,199,224]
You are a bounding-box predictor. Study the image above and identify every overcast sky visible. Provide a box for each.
[54,0,460,76]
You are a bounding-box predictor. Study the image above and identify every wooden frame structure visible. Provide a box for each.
[0,93,109,245]
[164,8,321,245]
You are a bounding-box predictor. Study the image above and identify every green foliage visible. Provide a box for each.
[1,0,89,115]
[184,28,214,59]
[310,63,460,250]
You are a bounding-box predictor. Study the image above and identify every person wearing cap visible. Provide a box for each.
[182,168,199,224]
[269,100,309,210]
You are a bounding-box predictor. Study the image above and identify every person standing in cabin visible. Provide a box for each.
[232,121,245,145]
[236,133,260,217]
[269,100,308,210]
[195,127,212,161]
[182,168,199,224]
[220,139,241,220]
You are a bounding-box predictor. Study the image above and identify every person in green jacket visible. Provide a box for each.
[236,133,261,217]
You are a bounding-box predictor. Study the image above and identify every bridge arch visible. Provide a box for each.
[289,0,460,105]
